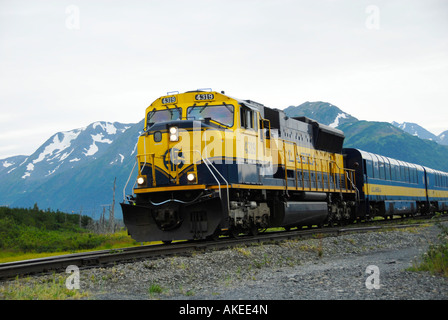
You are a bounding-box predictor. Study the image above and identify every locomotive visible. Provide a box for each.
[120,90,448,242]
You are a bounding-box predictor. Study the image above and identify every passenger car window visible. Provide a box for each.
[384,161,391,180]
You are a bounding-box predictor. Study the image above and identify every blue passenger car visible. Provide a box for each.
[344,148,427,218]
[424,167,448,212]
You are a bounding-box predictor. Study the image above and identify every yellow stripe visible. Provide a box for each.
[365,183,426,197]
[427,189,448,198]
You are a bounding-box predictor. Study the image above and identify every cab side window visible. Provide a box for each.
[240,107,256,130]
[240,107,248,128]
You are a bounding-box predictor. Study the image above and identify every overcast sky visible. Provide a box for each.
[1,0,447,159]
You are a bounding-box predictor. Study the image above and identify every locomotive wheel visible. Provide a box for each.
[249,224,259,236]
[206,226,221,241]
[229,227,241,238]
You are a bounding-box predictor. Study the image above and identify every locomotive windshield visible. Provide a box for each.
[187,104,234,127]
[147,108,181,127]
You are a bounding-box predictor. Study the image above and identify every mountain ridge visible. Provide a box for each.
[284,101,358,128]
[390,121,448,146]
[0,120,144,218]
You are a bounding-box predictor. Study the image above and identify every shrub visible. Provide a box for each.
[409,220,448,277]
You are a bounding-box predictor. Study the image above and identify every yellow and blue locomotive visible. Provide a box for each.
[120,90,358,242]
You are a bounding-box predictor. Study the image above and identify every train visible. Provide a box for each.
[120,90,448,242]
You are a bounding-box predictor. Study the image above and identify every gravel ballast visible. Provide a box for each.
[2,223,448,301]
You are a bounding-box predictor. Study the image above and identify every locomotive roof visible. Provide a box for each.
[345,148,425,171]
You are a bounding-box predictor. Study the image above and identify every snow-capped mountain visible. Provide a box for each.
[284,102,448,147]
[391,122,448,146]
[439,131,448,146]
[391,121,437,141]
[0,120,144,218]
[0,155,27,176]
[284,101,358,128]
[20,121,133,180]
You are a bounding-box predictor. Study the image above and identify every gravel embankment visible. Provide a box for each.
[84,222,447,300]
[3,223,448,301]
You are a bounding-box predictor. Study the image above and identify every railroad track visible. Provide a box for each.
[0,215,445,280]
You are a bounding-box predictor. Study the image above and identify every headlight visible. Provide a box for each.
[187,172,196,183]
[169,126,178,141]
[137,176,147,186]
[169,126,178,134]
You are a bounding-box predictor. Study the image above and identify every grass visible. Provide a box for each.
[0,229,174,264]
[148,283,164,295]
[0,274,89,300]
[0,251,75,264]
[0,206,150,263]
[408,220,448,277]
[0,230,145,264]
[234,246,252,257]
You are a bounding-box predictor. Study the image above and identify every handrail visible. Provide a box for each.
[123,160,137,202]
[149,191,204,206]
[202,130,230,212]
[190,149,230,214]
[330,160,359,201]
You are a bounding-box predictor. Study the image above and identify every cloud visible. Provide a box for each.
[0,0,447,158]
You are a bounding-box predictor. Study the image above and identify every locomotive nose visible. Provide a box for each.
[120,196,224,242]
